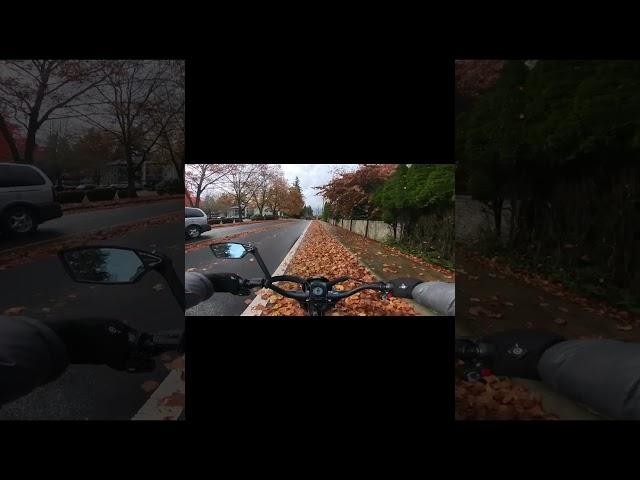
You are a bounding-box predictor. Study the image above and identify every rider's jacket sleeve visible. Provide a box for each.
[185,272,215,309]
[0,315,69,406]
[411,282,455,316]
[538,339,640,420]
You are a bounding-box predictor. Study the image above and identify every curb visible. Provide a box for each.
[132,360,185,421]
[240,221,312,316]
[0,211,181,259]
[62,195,183,214]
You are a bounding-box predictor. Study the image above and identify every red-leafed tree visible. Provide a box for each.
[455,60,505,98]
[316,164,397,233]
[0,119,24,161]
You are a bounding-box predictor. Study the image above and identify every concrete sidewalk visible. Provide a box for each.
[323,222,454,283]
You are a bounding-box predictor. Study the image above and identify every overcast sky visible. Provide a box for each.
[198,164,359,213]
[280,163,358,212]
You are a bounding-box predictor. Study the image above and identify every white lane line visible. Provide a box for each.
[241,220,312,316]
[132,361,185,421]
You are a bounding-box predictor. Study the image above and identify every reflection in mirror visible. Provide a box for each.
[61,248,147,283]
[210,242,247,259]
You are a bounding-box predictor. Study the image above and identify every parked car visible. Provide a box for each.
[185,207,211,239]
[0,163,63,236]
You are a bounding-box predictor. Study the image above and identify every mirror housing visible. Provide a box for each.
[59,246,162,285]
[210,242,249,259]
[208,242,271,280]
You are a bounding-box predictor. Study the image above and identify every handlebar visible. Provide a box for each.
[129,330,183,356]
[124,329,183,373]
[264,275,393,301]
[328,282,392,300]
[455,338,496,361]
[455,337,496,382]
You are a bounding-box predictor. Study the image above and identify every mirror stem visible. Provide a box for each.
[251,249,271,280]
[152,254,186,311]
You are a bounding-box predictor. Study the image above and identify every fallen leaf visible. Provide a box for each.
[558,307,569,313]
[539,303,549,307]
[554,318,567,325]
[159,392,185,407]
[503,302,515,307]
[164,356,185,370]
[616,324,633,331]
[470,297,481,302]
[244,298,252,305]
[141,381,160,393]
[152,283,165,291]
[3,306,25,316]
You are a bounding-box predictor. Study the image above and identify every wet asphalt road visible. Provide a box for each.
[185,220,309,316]
[185,220,287,243]
[0,200,182,252]
[0,206,184,420]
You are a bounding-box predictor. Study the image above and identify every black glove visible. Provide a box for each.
[204,272,250,296]
[480,329,566,380]
[388,277,422,298]
[42,317,140,371]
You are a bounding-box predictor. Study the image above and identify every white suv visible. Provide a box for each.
[0,163,63,236]
[185,207,212,239]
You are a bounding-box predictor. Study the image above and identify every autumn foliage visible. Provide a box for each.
[455,375,559,420]
[255,221,418,316]
[316,164,397,219]
[455,60,505,99]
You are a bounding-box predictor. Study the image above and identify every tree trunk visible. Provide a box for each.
[23,128,37,164]
[127,164,138,197]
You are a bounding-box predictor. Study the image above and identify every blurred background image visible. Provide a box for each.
[0,59,185,420]
[455,60,640,420]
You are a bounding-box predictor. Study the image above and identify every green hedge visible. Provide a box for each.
[86,188,116,201]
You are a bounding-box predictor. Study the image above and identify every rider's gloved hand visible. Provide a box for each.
[388,278,422,298]
[203,272,250,296]
[42,317,137,371]
[480,329,566,380]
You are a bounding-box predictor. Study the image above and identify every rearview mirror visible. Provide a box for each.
[210,242,248,259]
[59,247,157,284]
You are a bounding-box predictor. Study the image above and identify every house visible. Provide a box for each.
[100,159,179,186]
[225,205,277,218]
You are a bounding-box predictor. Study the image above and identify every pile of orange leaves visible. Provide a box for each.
[455,374,559,421]
[257,221,418,316]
